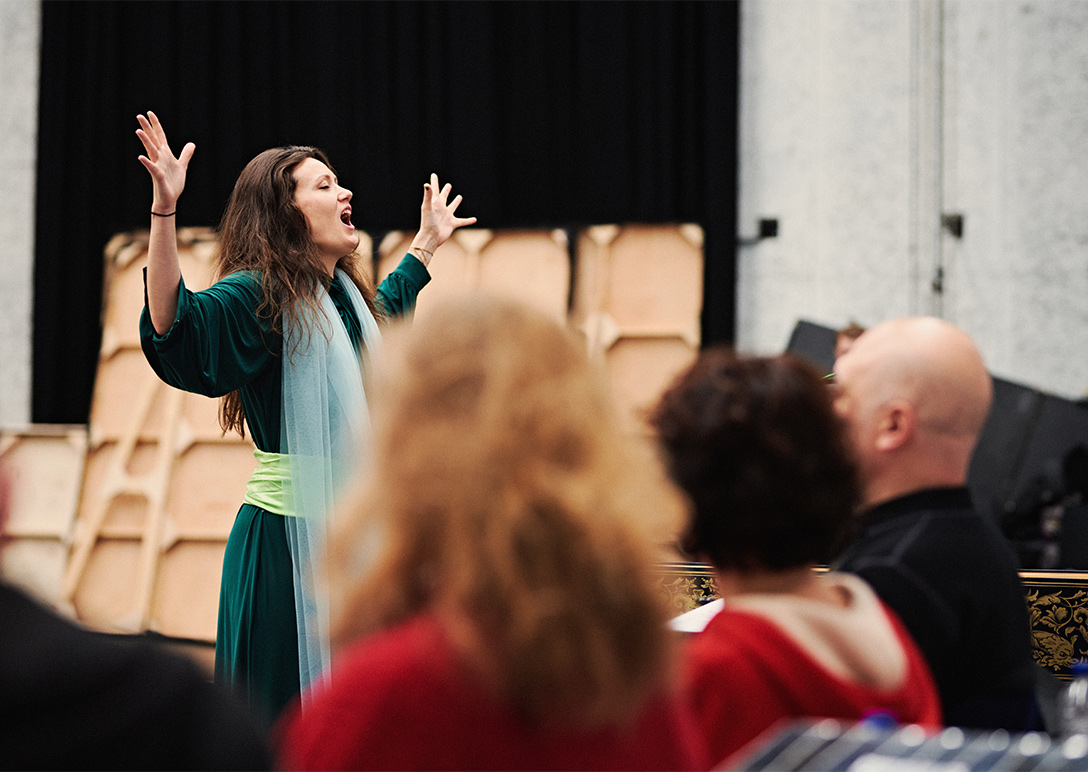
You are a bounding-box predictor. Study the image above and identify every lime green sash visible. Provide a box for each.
[243,449,297,517]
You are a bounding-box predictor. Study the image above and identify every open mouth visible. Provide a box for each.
[340,208,353,227]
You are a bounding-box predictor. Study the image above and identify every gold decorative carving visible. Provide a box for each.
[1022,571,1088,675]
[658,563,1088,677]
[658,562,717,616]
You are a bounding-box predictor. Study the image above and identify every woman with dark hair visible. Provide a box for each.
[135,111,475,723]
[278,296,706,771]
[652,349,941,766]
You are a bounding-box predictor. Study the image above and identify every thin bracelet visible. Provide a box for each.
[411,246,434,261]
[151,210,176,217]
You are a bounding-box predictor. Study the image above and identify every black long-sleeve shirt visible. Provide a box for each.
[836,486,1037,730]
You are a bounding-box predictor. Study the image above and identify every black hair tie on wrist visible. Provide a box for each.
[151,210,176,217]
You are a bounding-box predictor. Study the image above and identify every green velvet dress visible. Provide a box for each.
[139,255,429,723]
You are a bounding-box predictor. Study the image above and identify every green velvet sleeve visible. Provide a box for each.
[139,271,278,399]
[376,254,431,319]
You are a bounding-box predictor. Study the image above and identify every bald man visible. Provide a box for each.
[832,317,1037,731]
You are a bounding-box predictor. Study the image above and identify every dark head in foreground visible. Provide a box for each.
[651,348,859,571]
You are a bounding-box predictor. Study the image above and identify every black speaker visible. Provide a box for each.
[784,320,837,377]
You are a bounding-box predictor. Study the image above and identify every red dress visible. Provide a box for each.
[278,614,707,771]
[682,576,942,767]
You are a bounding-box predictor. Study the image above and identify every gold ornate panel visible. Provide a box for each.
[658,562,1088,677]
[659,561,719,616]
[1021,570,1088,675]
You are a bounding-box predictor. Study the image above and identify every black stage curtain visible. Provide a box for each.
[34,0,739,424]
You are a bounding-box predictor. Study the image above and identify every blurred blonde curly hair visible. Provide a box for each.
[326,295,687,727]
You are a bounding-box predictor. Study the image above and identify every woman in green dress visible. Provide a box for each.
[135,111,475,723]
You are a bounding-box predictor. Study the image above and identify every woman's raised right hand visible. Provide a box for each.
[136,111,195,211]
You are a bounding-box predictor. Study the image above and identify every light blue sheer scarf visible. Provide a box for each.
[280,268,380,705]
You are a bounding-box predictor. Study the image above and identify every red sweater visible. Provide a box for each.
[684,596,942,767]
[278,615,707,771]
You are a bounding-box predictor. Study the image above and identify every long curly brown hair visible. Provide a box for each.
[212,146,380,436]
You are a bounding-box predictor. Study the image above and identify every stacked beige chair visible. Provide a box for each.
[62,229,253,654]
[0,425,87,605]
[571,224,704,435]
[376,228,572,324]
[2,224,703,656]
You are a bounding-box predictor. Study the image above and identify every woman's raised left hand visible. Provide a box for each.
[409,173,476,265]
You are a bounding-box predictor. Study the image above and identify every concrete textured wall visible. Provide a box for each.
[944,0,1088,398]
[0,0,39,428]
[737,0,1088,401]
